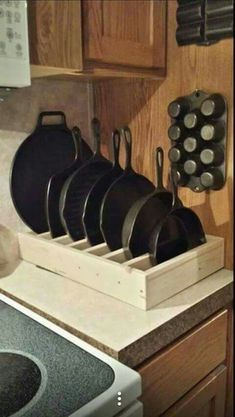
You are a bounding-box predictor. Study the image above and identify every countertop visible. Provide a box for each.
[0,261,233,368]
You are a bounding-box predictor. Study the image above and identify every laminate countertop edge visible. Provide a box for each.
[0,263,233,368]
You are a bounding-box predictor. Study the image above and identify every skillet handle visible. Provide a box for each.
[156,147,165,190]
[91,117,102,155]
[71,126,83,160]
[120,126,132,171]
[36,111,68,128]
[170,167,180,209]
[112,129,121,166]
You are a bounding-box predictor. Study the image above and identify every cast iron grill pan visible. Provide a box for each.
[10,111,76,233]
[60,118,112,241]
[82,129,123,246]
[46,126,92,238]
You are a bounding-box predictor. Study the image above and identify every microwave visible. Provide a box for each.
[0,0,30,88]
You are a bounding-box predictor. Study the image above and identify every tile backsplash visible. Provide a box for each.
[0,78,94,232]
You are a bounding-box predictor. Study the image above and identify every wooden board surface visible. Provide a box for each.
[93,0,233,269]
[28,0,83,70]
[138,310,228,416]
[162,365,227,417]
[17,232,224,310]
[226,308,234,417]
[82,0,166,69]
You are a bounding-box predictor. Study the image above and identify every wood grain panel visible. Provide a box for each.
[162,365,227,417]
[82,0,166,68]
[28,0,83,69]
[226,308,234,417]
[138,310,228,416]
[102,0,151,43]
[93,0,233,269]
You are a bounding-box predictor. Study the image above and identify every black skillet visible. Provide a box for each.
[60,118,112,241]
[10,111,76,233]
[122,147,182,259]
[100,126,155,251]
[148,169,206,266]
[46,126,93,238]
[82,129,124,246]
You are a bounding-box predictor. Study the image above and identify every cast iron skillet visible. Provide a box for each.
[60,118,112,241]
[148,169,206,266]
[46,126,92,238]
[82,129,123,246]
[122,147,182,259]
[100,126,155,251]
[10,111,76,233]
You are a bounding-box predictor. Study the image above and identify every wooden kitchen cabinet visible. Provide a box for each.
[28,0,166,80]
[138,309,231,417]
[162,365,227,417]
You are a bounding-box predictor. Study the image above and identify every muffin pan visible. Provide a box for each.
[167,90,227,192]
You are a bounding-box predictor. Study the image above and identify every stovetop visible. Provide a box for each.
[0,295,142,417]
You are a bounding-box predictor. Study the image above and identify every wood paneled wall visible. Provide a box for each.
[94,1,233,269]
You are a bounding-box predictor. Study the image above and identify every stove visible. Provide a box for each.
[0,294,142,417]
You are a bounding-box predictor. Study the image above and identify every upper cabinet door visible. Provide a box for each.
[82,0,167,69]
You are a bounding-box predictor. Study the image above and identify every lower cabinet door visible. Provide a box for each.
[161,365,227,417]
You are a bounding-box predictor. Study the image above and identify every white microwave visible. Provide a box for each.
[0,0,30,88]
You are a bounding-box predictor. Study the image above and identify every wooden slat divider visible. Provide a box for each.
[68,239,91,250]
[84,243,110,256]
[53,235,73,244]
[123,254,152,271]
[103,249,127,263]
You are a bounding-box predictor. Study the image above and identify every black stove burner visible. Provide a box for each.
[0,352,43,417]
[0,301,115,417]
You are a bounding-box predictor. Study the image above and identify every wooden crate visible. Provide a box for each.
[18,232,224,310]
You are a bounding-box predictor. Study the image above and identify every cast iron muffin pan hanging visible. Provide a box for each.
[167,90,227,192]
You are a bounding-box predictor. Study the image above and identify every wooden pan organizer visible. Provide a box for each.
[18,232,224,310]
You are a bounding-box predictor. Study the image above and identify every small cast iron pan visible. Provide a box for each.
[10,111,76,233]
[100,126,155,251]
[82,129,124,246]
[46,126,93,238]
[148,169,206,266]
[60,118,112,241]
[122,147,182,259]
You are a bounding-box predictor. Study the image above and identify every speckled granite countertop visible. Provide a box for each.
[0,262,233,368]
